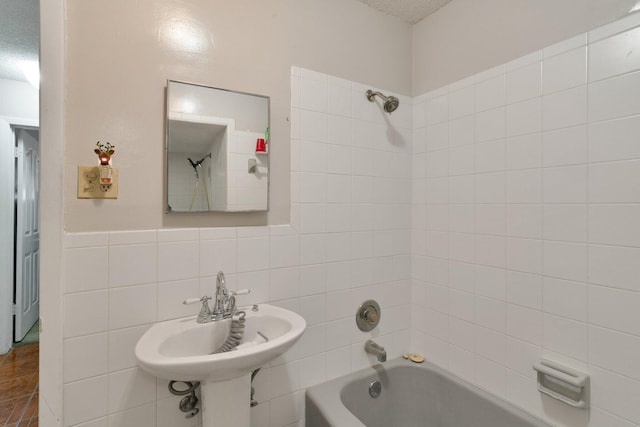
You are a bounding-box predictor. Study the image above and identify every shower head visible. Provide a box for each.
[366,90,400,114]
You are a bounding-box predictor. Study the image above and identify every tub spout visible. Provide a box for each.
[364,340,387,362]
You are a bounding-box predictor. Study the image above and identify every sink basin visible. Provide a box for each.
[135,304,306,382]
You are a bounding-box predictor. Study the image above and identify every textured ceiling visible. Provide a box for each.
[356,0,452,23]
[0,0,38,83]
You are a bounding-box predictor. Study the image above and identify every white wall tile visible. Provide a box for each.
[64,376,109,425]
[506,270,542,310]
[64,231,109,249]
[588,11,640,42]
[109,244,157,288]
[506,238,542,275]
[425,149,449,177]
[108,325,151,372]
[270,235,300,269]
[475,204,505,236]
[506,304,542,345]
[590,366,640,425]
[449,145,474,175]
[109,284,157,330]
[589,160,640,203]
[543,85,587,131]
[543,33,587,58]
[327,76,351,117]
[475,139,505,173]
[300,70,328,113]
[108,368,157,413]
[109,403,157,427]
[542,125,587,167]
[506,62,541,104]
[542,204,587,242]
[506,204,542,239]
[64,333,108,383]
[65,246,109,293]
[426,122,449,152]
[589,115,640,162]
[589,71,640,122]
[475,235,505,268]
[589,26,640,82]
[475,75,505,112]
[475,173,505,204]
[588,244,640,292]
[449,175,475,204]
[300,109,328,143]
[542,47,586,94]
[449,115,475,147]
[449,85,475,119]
[505,133,542,170]
[542,165,587,203]
[426,94,449,125]
[542,314,587,360]
[506,337,540,380]
[476,107,505,142]
[475,296,506,332]
[199,238,237,276]
[237,237,270,272]
[589,204,640,247]
[543,241,587,282]
[506,97,542,137]
[157,241,198,282]
[157,279,199,321]
[590,325,640,381]
[64,290,109,338]
[589,285,640,337]
[542,277,587,322]
[474,325,506,363]
[506,169,541,203]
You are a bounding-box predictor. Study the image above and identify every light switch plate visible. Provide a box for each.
[77,165,118,199]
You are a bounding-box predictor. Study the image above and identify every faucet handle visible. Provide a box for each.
[183,296,212,305]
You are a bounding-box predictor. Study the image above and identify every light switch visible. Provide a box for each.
[77,165,118,199]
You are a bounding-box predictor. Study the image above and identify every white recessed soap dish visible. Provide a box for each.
[533,359,589,409]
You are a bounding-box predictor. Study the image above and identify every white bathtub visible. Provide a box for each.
[306,357,551,427]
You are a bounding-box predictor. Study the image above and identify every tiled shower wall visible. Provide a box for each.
[411,13,640,427]
[60,67,412,427]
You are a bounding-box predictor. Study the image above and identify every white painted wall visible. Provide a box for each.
[0,79,39,122]
[63,0,412,232]
[412,0,639,94]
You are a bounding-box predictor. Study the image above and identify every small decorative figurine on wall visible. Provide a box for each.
[94,141,115,187]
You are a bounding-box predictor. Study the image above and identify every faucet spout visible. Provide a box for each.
[213,271,229,320]
[364,340,387,363]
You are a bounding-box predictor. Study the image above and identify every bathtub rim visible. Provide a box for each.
[305,356,551,427]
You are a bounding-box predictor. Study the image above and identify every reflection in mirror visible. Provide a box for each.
[166,80,269,213]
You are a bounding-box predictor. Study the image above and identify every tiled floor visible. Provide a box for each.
[0,343,38,426]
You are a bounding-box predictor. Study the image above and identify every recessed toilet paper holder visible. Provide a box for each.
[533,359,589,409]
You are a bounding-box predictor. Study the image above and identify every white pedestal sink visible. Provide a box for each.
[135,304,306,426]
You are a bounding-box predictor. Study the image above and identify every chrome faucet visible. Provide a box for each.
[183,271,251,323]
[364,340,387,363]
[213,271,229,320]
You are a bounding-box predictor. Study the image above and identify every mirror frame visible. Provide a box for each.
[165,79,270,214]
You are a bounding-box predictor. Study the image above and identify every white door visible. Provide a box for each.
[14,128,39,342]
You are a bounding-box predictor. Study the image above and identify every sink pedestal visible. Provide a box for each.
[201,374,251,427]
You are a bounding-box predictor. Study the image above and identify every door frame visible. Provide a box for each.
[0,117,38,353]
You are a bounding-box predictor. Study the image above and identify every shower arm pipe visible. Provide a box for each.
[366,89,399,113]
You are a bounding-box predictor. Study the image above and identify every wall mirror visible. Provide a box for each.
[166,80,269,213]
